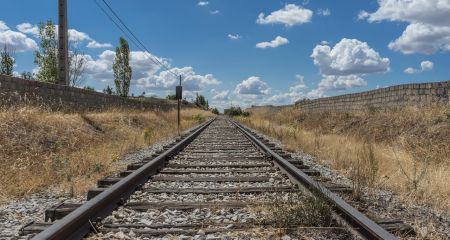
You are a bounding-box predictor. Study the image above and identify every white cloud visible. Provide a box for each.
[0,21,9,31]
[404,60,434,74]
[363,0,450,26]
[235,76,270,97]
[361,0,450,54]
[68,29,91,42]
[87,40,113,48]
[212,90,230,100]
[83,50,167,84]
[257,4,313,27]
[16,23,38,36]
[139,66,220,91]
[227,34,241,40]
[320,40,329,45]
[317,8,331,16]
[198,1,208,6]
[0,21,37,52]
[421,60,434,71]
[256,36,289,49]
[387,23,450,54]
[210,10,220,15]
[317,75,367,91]
[311,38,390,76]
[307,38,388,97]
[404,67,418,74]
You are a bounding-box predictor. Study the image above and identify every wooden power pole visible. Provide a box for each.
[58,0,69,85]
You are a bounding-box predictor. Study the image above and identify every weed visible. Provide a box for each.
[266,192,333,232]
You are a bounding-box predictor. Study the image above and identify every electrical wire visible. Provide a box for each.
[93,0,179,78]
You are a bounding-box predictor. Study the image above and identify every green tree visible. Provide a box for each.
[83,86,95,91]
[21,71,34,80]
[0,45,15,76]
[34,20,58,83]
[34,20,86,85]
[103,85,114,95]
[195,94,207,107]
[166,94,177,100]
[113,37,132,97]
[211,108,219,115]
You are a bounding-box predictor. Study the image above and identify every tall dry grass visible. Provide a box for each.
[0,107,212,204]
[238,106,450,215]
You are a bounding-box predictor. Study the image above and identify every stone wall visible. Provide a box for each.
[295,80,450,111]
[0,75,182,111]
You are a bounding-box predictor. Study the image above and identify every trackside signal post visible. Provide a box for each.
[176,75,182,134]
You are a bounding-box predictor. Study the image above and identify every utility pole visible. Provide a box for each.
[58,0,69,85]
[176,75,182,135]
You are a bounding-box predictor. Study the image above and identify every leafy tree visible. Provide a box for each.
[83,86,95,91]
[34,20,58,83]
[0,45,15,76]
[34,20,86,85]
[21,71,34,80]
[211,108,219,115]
[166,94,177,100]
[195,94,207,107]
[113,37,132,97]
[103,85,114,95]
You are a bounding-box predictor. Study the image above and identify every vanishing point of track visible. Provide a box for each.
[25,117,397,239]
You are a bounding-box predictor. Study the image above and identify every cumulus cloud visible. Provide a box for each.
[0,21,8,31]
[227,34,241,40]
[212,90,230,100]
[68,29,91,42]
[257,4,313,27]
[387,23,450,54]
[235,76,270,97]
[198,1,208,6]
[311,38,390,76]
[307,38,388,97]
[210,10,220,15]
[317,8,331,16]
[256,36,289,49]
[16,23,39,36]
[404,60,434,74]
[87,40,113,48]
[139,66,220,91]
[360,0,450,54]
[0,21,37,52]
[83,50,167,84]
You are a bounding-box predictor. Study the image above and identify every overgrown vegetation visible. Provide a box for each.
[266,192,333,231]
[0,107,212,204]
[211,108,219,115]
[238,106,450,214]
[224,106,250,117]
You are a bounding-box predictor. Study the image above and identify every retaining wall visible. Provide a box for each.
[295,80,450,111]
[0,75,180,111]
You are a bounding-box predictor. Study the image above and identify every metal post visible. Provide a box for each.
[177,75,182,135]
[58,0,69,85]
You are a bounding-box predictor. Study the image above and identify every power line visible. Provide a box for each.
[93,0,179,78]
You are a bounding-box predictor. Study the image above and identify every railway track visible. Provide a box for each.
[21,117,403,239]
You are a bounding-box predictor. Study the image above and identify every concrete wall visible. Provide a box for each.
[0,75,181,111]
[295,80,450,111]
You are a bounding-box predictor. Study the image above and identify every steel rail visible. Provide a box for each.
[231,120,397,240]
[32,118,215,240]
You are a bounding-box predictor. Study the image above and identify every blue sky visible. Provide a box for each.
[1,0,449,109]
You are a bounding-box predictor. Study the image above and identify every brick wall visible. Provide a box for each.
[295,80,450,111]
[0,75,182,111]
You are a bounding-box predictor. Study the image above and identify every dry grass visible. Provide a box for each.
[238,106,450,215]
[0,107,213,204]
